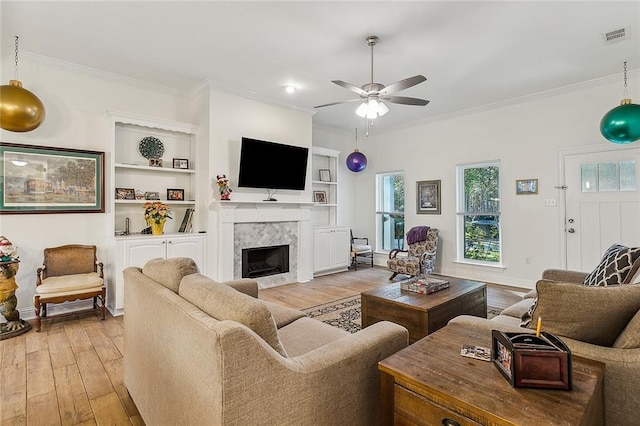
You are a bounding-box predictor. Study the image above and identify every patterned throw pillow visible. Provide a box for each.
[583,244,640,286]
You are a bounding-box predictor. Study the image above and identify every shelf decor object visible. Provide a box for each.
[600,61,640,144]
[0,36,45,132]
[143,201,172,235]
[138,136,165,159]
[346,128,367,172]
[0,142,105,214]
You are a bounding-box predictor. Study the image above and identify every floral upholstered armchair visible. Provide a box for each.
[387,227,439,280]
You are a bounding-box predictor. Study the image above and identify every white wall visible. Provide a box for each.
[0,53,191,315]
[356,76,640,289]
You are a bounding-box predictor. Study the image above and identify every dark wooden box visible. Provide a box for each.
[491,330,572,390]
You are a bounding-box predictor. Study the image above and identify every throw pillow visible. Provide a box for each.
[613,309,640,349]
[142,257,200,293]
[527,280,640,346]
[179,273,288,357]
[583,244,640,286]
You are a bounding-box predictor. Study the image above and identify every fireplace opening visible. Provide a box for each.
[242,245,290,278]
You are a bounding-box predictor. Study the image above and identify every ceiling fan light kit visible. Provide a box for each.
[600,61,640,144]
[0,36,46,132]
[314,35,429,120]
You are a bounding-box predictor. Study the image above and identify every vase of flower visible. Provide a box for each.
[143,202,172,235]
[150,219,166,235]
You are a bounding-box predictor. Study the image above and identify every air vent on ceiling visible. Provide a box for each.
[603,27,629,44]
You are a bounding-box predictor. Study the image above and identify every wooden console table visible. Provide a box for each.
[378,323,605,425]
[361,276,486,343]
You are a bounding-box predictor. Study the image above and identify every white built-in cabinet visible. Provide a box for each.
[313,226,350,275]
[105,111,206,316]
[311,147,349,275]
[108,234,206,315]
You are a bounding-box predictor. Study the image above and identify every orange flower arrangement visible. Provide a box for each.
[143,201,172,224]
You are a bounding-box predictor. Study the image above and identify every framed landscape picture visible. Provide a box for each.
[416,179,441,215]
[0,142,105,214]
[516,178,538,195]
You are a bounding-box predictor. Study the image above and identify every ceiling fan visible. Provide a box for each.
[314,35,429,119]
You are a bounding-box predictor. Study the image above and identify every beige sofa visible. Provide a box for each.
[451,268,640,426]
[123,258,408,426]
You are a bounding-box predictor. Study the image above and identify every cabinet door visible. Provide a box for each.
[124,239,167,268]
[333,227,351,268]
[314,229,333,271]
[166,236,205,270]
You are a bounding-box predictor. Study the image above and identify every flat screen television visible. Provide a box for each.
[238,137,309,192]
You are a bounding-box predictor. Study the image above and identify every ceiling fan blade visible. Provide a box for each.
[332,80,368,96]
[378,75,427,96]
[314,98,361,108]
[382,96,430,106]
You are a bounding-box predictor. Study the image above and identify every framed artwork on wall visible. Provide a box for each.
[516,179,538,195]
[0,142,105,214]
[416,179,441,215]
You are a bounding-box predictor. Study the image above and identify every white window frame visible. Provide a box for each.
[456,160,503,267]
[375,171,405,252]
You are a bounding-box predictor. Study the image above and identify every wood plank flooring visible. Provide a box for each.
[0,266,524,425]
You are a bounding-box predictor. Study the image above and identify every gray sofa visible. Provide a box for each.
[123,257,408,426]
[451,268,640,426]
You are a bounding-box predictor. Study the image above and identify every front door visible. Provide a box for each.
[564,146,639,272]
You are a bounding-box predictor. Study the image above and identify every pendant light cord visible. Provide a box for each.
[623,61,628,99]
[14,36,19,81]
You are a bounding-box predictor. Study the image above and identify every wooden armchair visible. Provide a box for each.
[350,230,374,270]
[34,244,106,332]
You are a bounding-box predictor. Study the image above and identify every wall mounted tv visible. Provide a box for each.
[238,137,309,191]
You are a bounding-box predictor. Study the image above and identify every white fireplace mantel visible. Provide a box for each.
[209,201,314,286]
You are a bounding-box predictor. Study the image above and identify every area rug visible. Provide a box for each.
[303,295,503,334]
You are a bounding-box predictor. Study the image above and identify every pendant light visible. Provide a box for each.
[346,128,367,172]
[0,36,46,132]
[600,61,640,144]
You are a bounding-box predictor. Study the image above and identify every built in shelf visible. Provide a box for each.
[311,180,338,185]
[115,163,195,174]
[115,200,196,205]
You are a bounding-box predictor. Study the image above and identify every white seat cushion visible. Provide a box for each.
[37,272,103,294]
[351,244,372,253]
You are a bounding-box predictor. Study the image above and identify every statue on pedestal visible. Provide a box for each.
[0,236,32,338]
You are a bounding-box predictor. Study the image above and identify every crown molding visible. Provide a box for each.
[19,51,189,97]
[190,79,316,116]
[372,68,640,135]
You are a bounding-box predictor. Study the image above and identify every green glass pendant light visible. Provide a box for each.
[600,61,640,144]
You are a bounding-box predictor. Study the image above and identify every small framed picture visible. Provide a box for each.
[173,158,189,169]
[167,188,185,201]
[416,180,441,215]
[319,169,331,182]
[149,158,163,167]
[313,190,327,204]
[516,179,538,195]
[115,188,135,200]
[144,191,160,200]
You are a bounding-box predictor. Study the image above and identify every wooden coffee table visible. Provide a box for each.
[361,276,486,343]
[378,323,605,425]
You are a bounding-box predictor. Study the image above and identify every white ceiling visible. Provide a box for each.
[2,1,639,134]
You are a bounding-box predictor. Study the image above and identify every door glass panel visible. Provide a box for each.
[597,163,617,192]
[581,164,596,192]
[620,161,637,191]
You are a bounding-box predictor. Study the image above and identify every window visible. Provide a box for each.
[456,161,501,264]
[376,172,405,251]
[581,161,636,192]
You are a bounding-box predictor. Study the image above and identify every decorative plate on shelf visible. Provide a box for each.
[138,136,165,159]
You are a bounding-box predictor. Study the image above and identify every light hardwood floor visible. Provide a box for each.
[0,267,524,425]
